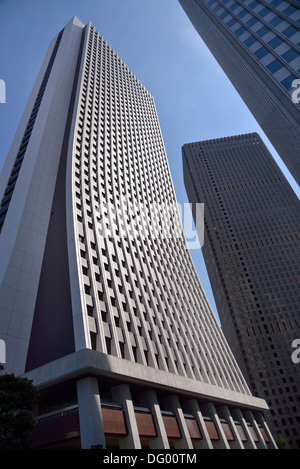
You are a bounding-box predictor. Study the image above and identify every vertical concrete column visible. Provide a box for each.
[183,399,213,449]
[138,390,170,449]
[231,407,256,449]
[255,412,277,449]
[163,394,194,449]
[77,377,106,449]
[201,402,230,449]
[244,410,267,449]
[217,405,244,449]
[111,383,141,449]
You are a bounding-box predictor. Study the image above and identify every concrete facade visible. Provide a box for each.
[0,18,275,449]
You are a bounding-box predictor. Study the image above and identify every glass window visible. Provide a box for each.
[244,35,256,47]
[228,18,237,27]
[235,26,247,37]
[270,0,281,6]
[258,7,270,18]
[282,25,298,38]
[282,6,297,17]
[268,37,283,49]
[280,74,296,91]
[282,49,299,63]
[220,11,228,20]
[213,4,223,13]
[256,26,269,37]
[237,10,247,19]
[249,0,259,8]
[255,47,269,59]
[247,17,258,27]
[269,16,282,27]
[266,59,283,73]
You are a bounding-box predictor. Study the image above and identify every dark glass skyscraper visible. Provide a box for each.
[182,132,300,448]
[179,0,300,186]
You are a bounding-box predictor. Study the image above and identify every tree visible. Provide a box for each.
[0,365,38,449]
[275,433,294,450]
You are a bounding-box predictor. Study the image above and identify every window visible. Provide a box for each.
[269,16,282,27]
[237,10,247,19]
[244,35,256,47]
[282,6,297,17]
[235,26,247,37]
[258,7,270,18]
[255,47,269,59]
[280,74,297,91]
[247,17,258,27]
[228,18,237,27]
[268,37,283,49]
[266,59,282,73]
[256,26,269,37]
[282,49,298,63]
[282,25,297,38]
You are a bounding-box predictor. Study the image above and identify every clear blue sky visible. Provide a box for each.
[0,0,299,322]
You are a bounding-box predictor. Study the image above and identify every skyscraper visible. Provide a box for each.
[182,132,300,448]
[0,18,274,450]
[179,0,300,186]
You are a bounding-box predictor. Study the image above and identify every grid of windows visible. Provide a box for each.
[69,23,250,395]
[202,0,300,94]
[182,133,300,447]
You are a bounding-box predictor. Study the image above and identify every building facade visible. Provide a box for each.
[0,18,274,449]
[182,132,300,448]
[179,0,300,186]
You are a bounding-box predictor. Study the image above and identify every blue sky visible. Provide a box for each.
[0,0,299,322]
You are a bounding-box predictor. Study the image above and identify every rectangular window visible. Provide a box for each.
[256,26,269,37]
[268,37,283,49]
[247,17,258,27]
[254,47,269,59]
[244,35,256,47]
[258,7,270,18]
[282,25,297,38]
[282,49,298,63]
[235,26,247,37]
[282,6,297,17]
[280,74,296,91]
[266,59,282,73]
[269,16,282,27]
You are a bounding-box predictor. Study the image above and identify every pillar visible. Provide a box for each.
[77,377,106,449]
[217,405,244,449]
[201,402,230,449]
[138,390,170,449]
[183,399,213,449]
[111,383,141,449]
[162,394,194,449]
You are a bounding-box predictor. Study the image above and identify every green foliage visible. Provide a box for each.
[275,433,294,450]
[0,365,38,449]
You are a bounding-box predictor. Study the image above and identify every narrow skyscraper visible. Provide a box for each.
[179,0,300,186]
[0,18,274,449]
[182,132,300,448]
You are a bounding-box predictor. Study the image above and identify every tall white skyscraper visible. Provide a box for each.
[0,17,275,449]
[179,0,300,186]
